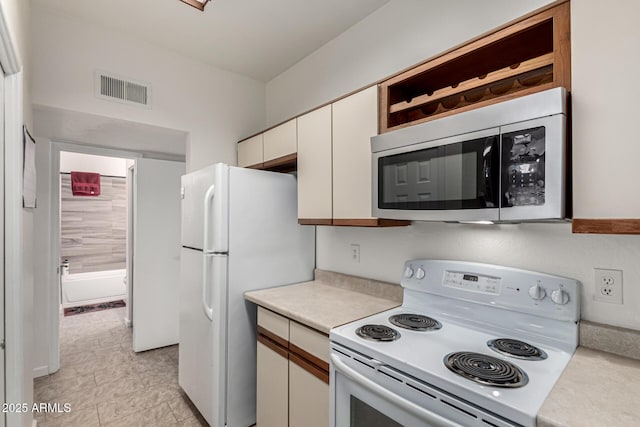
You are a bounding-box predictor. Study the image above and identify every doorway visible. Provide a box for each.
[41,143,185,374]
[58,151,134,318]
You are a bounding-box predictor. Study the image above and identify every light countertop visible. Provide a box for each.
[244,272,401,334]
[538,347,640,426]
[538,320,640,426]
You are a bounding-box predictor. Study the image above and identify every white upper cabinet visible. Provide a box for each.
[237,134,263,168]
[297,105,332,222]
[264,119,297,163]
[571,2,640,234]
[332,86,378,221]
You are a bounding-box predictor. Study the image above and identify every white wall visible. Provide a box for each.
[266,0,552,125]
[29,4,264,384]
[59,151,130,177]
[31,5,265,173]
[318,223,640,330]
[266,0,640,331]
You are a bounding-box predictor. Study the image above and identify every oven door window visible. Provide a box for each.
[351,396,403,427]
[378,135,499,210]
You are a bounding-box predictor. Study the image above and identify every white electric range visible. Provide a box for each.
[329,260,580,427]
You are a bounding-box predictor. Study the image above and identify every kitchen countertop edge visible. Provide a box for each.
[244,270,402,334]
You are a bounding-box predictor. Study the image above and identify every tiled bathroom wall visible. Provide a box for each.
[60,174,127,274]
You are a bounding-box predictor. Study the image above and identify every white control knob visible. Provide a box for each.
[404,266,414,278]
[528,284,546,300]
[416,267,425,280]
[551,289,570,305]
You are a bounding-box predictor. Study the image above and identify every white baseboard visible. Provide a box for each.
[33,365,49,378]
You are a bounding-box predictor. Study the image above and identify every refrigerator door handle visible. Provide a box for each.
[203,184,215,253]
[202,254,214,321]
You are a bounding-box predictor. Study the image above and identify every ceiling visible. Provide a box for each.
[33,0,390,82]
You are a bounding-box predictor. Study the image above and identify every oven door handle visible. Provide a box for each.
[331,354,461,427]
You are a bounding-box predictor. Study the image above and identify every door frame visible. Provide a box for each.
[0,1,25,426]
[124,164,135,327]
[45,142,141,374]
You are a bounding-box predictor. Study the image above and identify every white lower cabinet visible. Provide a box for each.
[256,307,329,427]
[256,341,289,427]
[289,360,329,427]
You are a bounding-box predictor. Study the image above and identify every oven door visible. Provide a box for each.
[372,127,500,222]
[331,354,461,427]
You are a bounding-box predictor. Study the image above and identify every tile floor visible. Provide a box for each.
[33,307,208,426]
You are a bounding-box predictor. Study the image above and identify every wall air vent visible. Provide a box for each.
[95,71,151,108]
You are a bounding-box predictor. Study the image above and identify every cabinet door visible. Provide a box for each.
[257,341,289,427]
[297,106,332,222]
[332,86,378,220]
[290,321,329,364]
[264,119,297,162]
[258,306,289,342]
[238,134,263,167]
[289,360,330,427]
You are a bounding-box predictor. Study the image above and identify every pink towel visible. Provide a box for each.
[70,172,101,196]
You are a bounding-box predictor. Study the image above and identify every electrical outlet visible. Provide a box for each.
[593,268,623,304]
[350,244,360,263]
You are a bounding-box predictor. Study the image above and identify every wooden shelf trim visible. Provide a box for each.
[388,53,554,114]
[572,219,640,235]
[258,326,330,384]
[384,82,557,133]
[298,218,411,227]
[290,352,329,385]
[257,325,289,350]
[289,342,329,373]
[299,219,333,226]
[258,330,289,359]
[262,153,297,173]
[332,218,411,227]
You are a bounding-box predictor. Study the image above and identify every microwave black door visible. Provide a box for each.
[377,134,500,211]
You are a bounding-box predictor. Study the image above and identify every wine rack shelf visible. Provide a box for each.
[379,1,570,133]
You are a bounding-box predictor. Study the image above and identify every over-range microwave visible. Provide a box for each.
[371,87,569,223]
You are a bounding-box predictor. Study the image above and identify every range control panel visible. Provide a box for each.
[443,271,501,295]
[401,259,580,322]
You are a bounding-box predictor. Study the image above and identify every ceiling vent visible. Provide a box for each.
[95,71,151,108]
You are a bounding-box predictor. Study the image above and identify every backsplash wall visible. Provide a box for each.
[316,223,640,331]
[60,173,127,274]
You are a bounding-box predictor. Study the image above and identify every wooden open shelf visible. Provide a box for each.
[380,1,570,133]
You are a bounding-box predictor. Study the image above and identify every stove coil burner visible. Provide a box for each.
[444,352,529,388]
[487,338,548,361]
[389,313,442,331]
[356,324,400,342]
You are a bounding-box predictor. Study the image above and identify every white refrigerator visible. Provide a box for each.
[179,163,315,427]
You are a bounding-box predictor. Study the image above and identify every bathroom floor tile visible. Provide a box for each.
[33,308,202,425]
